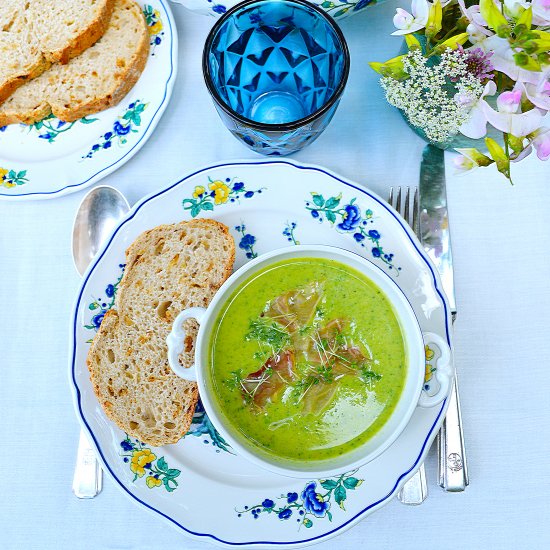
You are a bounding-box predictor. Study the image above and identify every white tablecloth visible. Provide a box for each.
[1,2,549,549]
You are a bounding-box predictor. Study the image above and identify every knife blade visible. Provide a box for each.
[419,144,469,491]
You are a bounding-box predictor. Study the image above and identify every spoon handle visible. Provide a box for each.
[72,430,102,498]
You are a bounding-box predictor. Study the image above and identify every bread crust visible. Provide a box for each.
[47,0,116,64]
[86,219,236,447]
[0,0,149,126]
[0,0,115,107]
[51,7,149,123]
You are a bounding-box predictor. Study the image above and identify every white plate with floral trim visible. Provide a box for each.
[0,0,176,201]
[69,159,452,548]
[169,0,379,20]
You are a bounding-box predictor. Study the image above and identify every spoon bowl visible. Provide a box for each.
[72,185,130,276]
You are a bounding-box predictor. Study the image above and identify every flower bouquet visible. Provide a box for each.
[370,0,550,182]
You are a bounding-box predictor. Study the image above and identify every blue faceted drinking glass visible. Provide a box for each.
[203,0,350,156]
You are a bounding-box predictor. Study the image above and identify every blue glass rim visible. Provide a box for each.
[202,0,350,132]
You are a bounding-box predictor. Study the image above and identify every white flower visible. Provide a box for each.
[503,0,529,18]
[458,81,497,139]
[477,35,541,84]
[524,70,550,111]
[381,49,485,143]
[458,0,492,43]
[391,0,430,35]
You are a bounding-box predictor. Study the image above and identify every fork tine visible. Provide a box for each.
[404,187,410,227]
[396,186,402,215]
[389,186,394,209]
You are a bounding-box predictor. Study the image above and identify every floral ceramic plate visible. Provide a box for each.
[69,159,452,548]
[0,0,176,201]
[170,0,379,19]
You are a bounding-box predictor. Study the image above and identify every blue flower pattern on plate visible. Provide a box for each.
[235,223,258,259]
[305,192,401,273]
[237,470,363,528]
[84,264,125,339]
[83,101,148,159]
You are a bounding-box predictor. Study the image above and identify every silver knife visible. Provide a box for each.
[419,144,469,492]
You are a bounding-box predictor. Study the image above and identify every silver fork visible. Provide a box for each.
[389,186,428,506]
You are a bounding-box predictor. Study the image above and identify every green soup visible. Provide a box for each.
[209,258,406,463]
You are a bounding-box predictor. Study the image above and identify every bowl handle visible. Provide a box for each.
[166,307,207,381]
[417,332,454,408]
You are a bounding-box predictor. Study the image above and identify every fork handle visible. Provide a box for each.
[72,430,103,498]
[398,463,427,505]
[438,373,469,491]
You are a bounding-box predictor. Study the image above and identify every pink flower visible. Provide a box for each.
[482,89,545,136]
[497,90,522,113]
[532,128,550,160]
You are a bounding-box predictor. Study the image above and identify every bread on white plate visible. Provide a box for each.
[0,0,115,104]
[87,219,236,447]
[0,0,148,126]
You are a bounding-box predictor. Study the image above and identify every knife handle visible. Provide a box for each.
[438,373,469,491]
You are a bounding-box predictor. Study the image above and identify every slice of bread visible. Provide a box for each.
[0,0,148,126]
[0,0,115,104]
[87,219,236,447]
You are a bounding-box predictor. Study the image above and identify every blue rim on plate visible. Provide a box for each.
[69,159,451,546]
[0,0,176,200]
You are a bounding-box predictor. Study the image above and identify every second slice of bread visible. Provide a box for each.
[87,219,236,447]
[0,0,115,104]
[0,0,149,126]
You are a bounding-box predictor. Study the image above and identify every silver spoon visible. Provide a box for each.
[71,185,130,498]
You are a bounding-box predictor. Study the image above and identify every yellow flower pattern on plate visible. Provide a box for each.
[1,166,28,189]
[209,180,231,204]
[120,436,181,491]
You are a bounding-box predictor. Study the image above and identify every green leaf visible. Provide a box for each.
[303,518,313,528]
[201,201,214,211]
[335,485,346,509]
[404,34,421,50]
[425,0,442,39]
[324,196,340,209]
[156,456,168,471]
[182,198,196,210]
[135,103,146,114]
[480,0,510,34]
[312,194,325,207]
[122,112,132,120]
[343,477,361,489]
[326,511,333,521]
[80,117,98,124]
[190,205,201,217]
[17,170,26,178]
[7,170,16,179]
[89,303,98,310]
[325,210,336,224]
[369,55,408,80]
[515,6,532,30]
[333,8,347,17]
[485,137,511,180]
[163,477,178,492]
[432,33,469,54]
[165,468,181,478]
[35,121,43,129]
[513,52,541,71]
[320,479,338,490]
[132,114,142,126]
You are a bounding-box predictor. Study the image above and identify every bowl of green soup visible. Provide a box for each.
[167,245,452,477]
